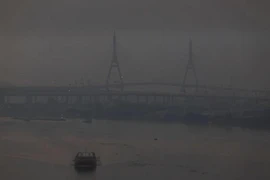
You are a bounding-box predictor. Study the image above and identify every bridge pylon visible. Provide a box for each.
[182,39,198,92]
[106,32,124,92]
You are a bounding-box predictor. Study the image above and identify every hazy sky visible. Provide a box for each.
[0,0,269,88]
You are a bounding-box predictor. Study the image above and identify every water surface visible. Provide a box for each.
[1,118,270,180]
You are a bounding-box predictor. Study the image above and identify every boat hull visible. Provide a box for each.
[74,160,97,171]
[74,165,96,171]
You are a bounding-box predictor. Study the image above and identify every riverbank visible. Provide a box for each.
[0,102,269,130]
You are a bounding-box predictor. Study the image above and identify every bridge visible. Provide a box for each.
[0,33,269,106]
[1,83,269,96]
[0,85,269,106]
[1,83,269,93]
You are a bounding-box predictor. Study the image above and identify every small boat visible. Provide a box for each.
[82,120,92,124]
[82,117,92,124]
[73,152,97,171]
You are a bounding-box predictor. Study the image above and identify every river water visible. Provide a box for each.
[1,118,270,180]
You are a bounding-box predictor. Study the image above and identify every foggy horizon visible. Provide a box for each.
[0,0,269,89]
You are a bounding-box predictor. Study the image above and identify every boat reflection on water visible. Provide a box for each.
[82,118,92,124]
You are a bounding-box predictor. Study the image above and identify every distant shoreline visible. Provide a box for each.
[1,114,270,132]
[11,116,66,122]
[0,102,269,131]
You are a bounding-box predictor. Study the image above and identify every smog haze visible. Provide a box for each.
[0,0,269,89]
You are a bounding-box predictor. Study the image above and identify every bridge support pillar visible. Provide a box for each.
[167,96,170,104]
[232,92,236,104]
[137,96,140,103]
[168,96,172,105]
[76,96,82,104]
[0,95,4,104]
[153,96,156,103]
[5,96,10,104]
[33,96,37,104]
[89,96,92,103]
[26,95,33,105]
[107,95,112,101]
[145,96,149,104]
[94,96,99,104]
[171,96,174,104]
[162,96,165,104]
[66,96,70,104]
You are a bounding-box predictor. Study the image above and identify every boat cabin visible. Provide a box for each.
[75,152,96,159]
[73,152,97,170]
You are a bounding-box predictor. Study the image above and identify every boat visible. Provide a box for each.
[82,116,93,124]
[73,152,97,171]
[12,116,66,122]
[82,119,92,124]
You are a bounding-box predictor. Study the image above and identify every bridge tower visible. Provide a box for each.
[106,32,124,91]
[182,39,198,92]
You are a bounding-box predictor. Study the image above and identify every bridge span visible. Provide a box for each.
[1,83,269,94]
[112,82,270,94]
[0,85,269,105]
